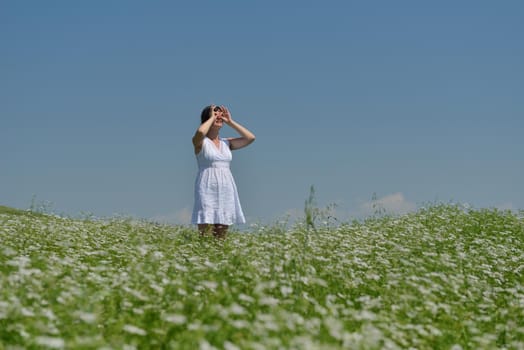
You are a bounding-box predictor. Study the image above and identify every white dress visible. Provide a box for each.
[191,137,246,225]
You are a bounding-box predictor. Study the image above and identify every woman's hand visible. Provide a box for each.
[209,105,218,121]
[220,106,256,150]
[221,105,233,125]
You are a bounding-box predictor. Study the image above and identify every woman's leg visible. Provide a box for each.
[198,224,228,238]
[198,224,213,236]
[213,224,228,239]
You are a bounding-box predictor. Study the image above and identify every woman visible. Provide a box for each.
[191,105,255,238]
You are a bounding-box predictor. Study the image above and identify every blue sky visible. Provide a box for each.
[2,1,523,225]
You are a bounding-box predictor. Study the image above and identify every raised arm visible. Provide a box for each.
[221,106,256,150]
[192,106,216,154]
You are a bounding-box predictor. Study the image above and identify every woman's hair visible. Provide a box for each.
[200,105,221,124]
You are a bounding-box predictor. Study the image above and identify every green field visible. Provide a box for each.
[1,204,523,349]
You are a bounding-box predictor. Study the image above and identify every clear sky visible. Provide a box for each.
[2,1,523,225]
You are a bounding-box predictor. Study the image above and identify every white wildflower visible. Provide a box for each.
[188,322,202,331]
[42,308,57,321]
[203,260,217,269]
[153,251,164,259]
[231,320,249,329]
[77,312,97,324]
[354,310,377,321]
[238,293,254,303]
[7,255,31,268]
[259,296,279,306]
[150,283,164,294]
[122,324,147,336]
[34,336,65,349]
[280,286,293,296]
[224,341,241,350]
[199,339,217,350]
[174,263,188,272]
[138,245,149,256]
[324,317,343,340]
[123,287,149,301]
[311,278,328,287]
[229,303,246,315]
[361,324,384,349]
[21,307,35,317]
[163,314,187,325]
[201,281,218,290]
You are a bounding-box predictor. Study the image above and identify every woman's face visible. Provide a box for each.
[213,107,224,127]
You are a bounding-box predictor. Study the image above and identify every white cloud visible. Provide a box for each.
[358,192,416,217]
[151,208,192,225]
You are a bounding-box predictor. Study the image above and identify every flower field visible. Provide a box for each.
[1,205,523,349]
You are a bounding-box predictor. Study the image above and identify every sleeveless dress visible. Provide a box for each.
[191,137,246,225]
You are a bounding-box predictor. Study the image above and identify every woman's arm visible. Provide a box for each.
[222,106,256,150]
[192,106,216,154]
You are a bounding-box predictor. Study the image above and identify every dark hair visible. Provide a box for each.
[200,105,221,124]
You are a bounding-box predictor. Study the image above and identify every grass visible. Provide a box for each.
[0,205,33,216]
[0,204,523,349]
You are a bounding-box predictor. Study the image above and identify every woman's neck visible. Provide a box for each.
[207,129,219,140]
